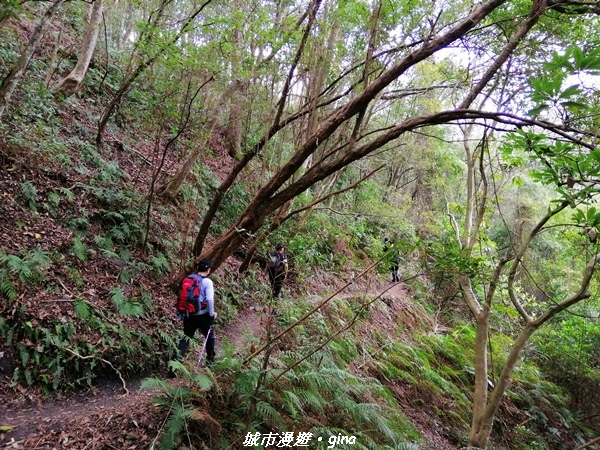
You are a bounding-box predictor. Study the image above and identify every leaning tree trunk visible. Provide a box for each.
[56,0,103,96]
[0,0,66,119]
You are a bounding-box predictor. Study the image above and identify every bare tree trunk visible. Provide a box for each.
[469,324,535,448]
[44,28,63,86]
[0,0,66,119]
[226,83,244,160]
[56,0,104,96]
[225,21,243,160]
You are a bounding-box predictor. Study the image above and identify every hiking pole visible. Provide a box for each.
[195,325,213,370]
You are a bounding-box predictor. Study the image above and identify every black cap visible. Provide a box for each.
[197,258,212,271]
[276,243,285,251]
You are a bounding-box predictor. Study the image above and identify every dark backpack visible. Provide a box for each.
[176,274,208,316]
[268,253,286,271]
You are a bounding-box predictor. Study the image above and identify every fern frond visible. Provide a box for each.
[168,360,192,379]
[59,187,75,201]
[141,377,170,392]
[295,388,326,413]
[101,248,119,259]
[93,234,112,250]
[192,373,213,390]
[110,286,126,308]
[0,280,16,302]
[281,389,304,418]
[150,252,171,277]
[255,400,283,427]
[159,403,194,450]
[71,237,88,261]
[74,299,92,319]
[121,300,143,317]
[158,330,177,351]
[27,247,51,270]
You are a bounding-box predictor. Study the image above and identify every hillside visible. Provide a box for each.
[0,136,595,449]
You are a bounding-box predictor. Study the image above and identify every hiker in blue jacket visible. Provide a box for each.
[177,258,217,363]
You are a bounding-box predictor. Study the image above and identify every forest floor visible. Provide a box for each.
[0,281,457,450]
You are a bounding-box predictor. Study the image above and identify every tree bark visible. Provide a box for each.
[0,0,66,119]
[56,0,104,96]
[226,18,244,160]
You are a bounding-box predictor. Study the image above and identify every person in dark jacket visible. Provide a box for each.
[265,244,288,299]
[390,253,400,282]
[383,238,400,282]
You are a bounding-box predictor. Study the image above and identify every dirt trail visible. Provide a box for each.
[0,301,264,449]
[0,282,455,450]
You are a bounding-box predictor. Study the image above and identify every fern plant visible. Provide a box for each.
[0,247,50,285]
[20,180,38,211]
[71,236,88,261]
[110,286,144,317]
[142,362,214,450]
[150,252,171,277]
[74,298,93,319]
[0,277,16,303]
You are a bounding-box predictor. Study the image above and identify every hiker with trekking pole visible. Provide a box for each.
[174,258,217,370]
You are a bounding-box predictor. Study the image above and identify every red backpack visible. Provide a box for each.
[176,274,207,316]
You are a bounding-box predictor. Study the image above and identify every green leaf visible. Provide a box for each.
[558,84,582,99]
[559,100,588,112]
[572,45,586,68]
[587,207,598,222]
[528,104,550,117]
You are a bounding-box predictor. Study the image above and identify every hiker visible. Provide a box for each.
[265,244,288,299]
[383,238,400,282]
[177,258,217,364]
[383,237,392,252]
[391,253,400,282]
